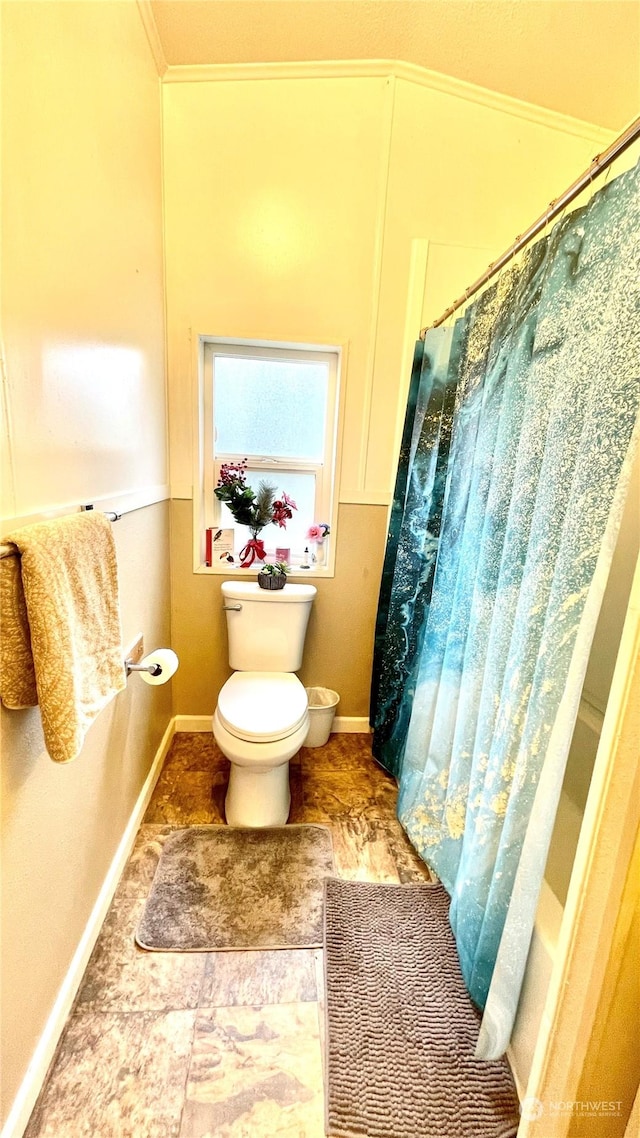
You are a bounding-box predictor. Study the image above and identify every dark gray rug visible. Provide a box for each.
[136,824,335,951]
[323,878,520,1138]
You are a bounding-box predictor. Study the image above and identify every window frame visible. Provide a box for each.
[193,336,343,576]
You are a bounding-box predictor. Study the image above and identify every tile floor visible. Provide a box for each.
[24,733,432,1138]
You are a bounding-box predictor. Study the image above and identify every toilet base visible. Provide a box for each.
[225,761,291,827]
[212,706,309,828]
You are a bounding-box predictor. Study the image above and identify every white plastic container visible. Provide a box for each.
[304,687,340,747]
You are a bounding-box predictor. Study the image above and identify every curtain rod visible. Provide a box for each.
[420,115,640,338]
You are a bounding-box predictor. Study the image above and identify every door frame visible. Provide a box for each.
[519,550,640,1135]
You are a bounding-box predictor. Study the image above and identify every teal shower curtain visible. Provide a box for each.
[371,158,640,1057]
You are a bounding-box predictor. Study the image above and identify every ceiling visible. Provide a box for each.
[149,0,640,130]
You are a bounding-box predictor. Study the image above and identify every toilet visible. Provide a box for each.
[213,580,317,826]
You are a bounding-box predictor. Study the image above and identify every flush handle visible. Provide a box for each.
[223,603,242,611]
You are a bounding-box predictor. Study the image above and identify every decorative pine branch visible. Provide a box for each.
[253,481,277,529]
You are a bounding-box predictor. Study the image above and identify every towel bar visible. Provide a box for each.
[83,506,122,522]
[0,509,120,559]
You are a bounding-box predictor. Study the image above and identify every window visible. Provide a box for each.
[196,339,341,574]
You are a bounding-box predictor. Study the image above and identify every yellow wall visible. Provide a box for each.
[0,1,168,1127]
[1,0,167,518]
[162,68,607,714]
[163,73,389,504]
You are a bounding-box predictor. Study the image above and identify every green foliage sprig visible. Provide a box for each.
[215,462,276,532]
[259,561,289,576]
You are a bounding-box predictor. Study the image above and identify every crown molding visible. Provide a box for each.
[162,58,612,145]
[162,59,388,86]
[136,0,168,77]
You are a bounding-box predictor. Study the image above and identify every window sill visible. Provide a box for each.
[194,563,335,580]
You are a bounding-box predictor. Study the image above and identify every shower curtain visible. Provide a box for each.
[371,158,640,1058]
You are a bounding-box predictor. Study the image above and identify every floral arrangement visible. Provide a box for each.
[306,522,331,542]
[215,461,297,567]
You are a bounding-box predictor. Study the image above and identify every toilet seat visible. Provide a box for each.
[217,672,308,743]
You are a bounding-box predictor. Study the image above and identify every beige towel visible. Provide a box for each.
[0,512,125,762]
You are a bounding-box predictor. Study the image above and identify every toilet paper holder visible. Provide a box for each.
[126,658,162,677]
[124,647,179,685]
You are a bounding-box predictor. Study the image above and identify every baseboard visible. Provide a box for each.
[332,717,371,733]
[173,713,370,735]
[174,714,212,732]
[1,718,175,1138]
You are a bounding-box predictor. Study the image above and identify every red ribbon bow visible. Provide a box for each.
[239,537,266,568]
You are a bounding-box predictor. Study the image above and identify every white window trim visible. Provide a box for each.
[192,336,344,577]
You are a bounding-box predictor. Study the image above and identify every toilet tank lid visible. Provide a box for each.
[221,582,317,603]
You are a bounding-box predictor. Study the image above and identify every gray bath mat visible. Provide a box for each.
[323,878,520,1138]
[136,824,334,951]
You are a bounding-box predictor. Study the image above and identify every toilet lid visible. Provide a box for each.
[217,672,308,743]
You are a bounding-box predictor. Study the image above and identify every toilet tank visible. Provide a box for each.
[221,582,317,671]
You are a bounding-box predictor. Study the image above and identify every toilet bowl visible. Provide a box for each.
[213,672,309,826]
[214,582,317,826]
